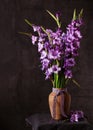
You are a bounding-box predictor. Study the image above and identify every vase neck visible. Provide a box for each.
[52,87,67,95]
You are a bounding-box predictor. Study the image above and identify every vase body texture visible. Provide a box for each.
[49,88,71,120]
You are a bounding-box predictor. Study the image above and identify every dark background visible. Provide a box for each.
[0,0,93,130]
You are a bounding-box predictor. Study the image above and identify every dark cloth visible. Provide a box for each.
[57,123,93,130]
[25,113,93,130]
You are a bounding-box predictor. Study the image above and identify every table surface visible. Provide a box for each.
[25,113,93,130]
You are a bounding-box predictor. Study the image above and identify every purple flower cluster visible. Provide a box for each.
[70,110,84,122]
[30,12,83,87]
[31,21,82,79]
[63,19,82,78]
[31,27,65,80]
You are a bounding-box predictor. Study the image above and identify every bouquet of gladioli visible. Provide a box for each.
[21,9,83,88]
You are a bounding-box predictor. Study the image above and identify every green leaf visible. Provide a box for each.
[46,10,61,28]
[72,79,80,88]
[73,9,77,20]
[78,9,83,19]
[18,32,32,37]
[56,20,61,28]
[25,19,32,27]
[41,26,46,33]
[46,10,57,22]
[41,26,52,43]
[65,78,69,85]
[54,73,59,88]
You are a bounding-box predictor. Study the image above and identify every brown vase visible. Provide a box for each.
[48,88,71,120]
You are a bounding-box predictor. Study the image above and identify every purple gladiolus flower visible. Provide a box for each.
[70,114,78,122]
[74,30,82,39]
[32,25,41,32]
[38,37,45,42]
[45,67,53,79]
[28,10,83,86]
[70,110,84,122]
[40,50,47,59]
[44,42,50,50]
[52,65,61,74]
[32,35,37,45]
[46,29,53,34]
[38,42,43,52]
[64,70,72,79]
[48,49,61,60]
[64,58,75,68]
[41,58,50,70]
[72,49,79,56]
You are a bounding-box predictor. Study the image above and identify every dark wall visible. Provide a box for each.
[0,0,93,130]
